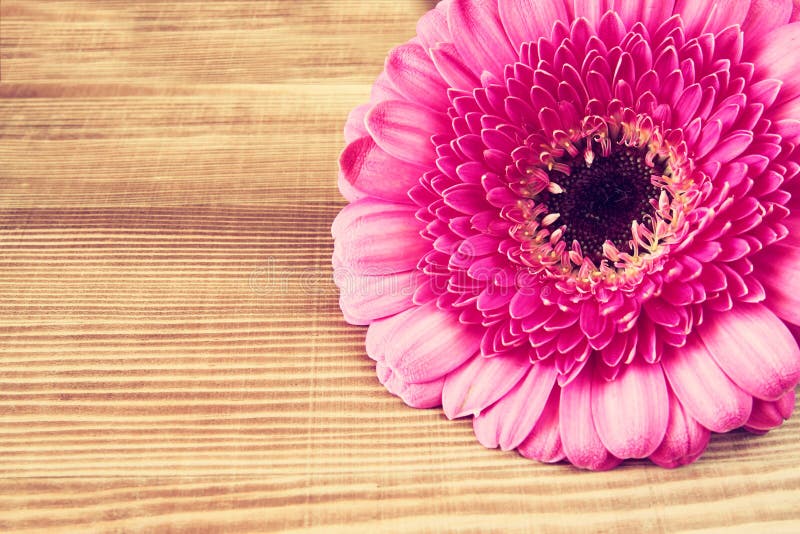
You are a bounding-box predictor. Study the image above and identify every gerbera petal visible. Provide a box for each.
[662,337,752,433]
[332,198,402,238]
[571,0,605,27]
[430,42,482,91]
[370,71,404,103]
[416,5,451,50]
[703,131,753,164]
[337,173,367,203]
[499,0,569,53]
[698,303,800,401]
[332,201,428,274]
[639,0,676,31]
[344,103,370,143]
[336,270,423,326]
[610,0,639,24]
[592,359,669,459]
[705,0,751,35]
[749,22,800,101]
[384,302,481,383]
[745,389,795,431]
[365,313,398,362]
[379,361,446,409]
[377,361,400,392]
[447,0,517,79]
[386,42,450,110]
[472,362,558,450]
[560,369,621,470]
[339,137,425,203]
[757,243,800,325]
[649,389,711,469]
[442,354,530,419]
[742,0,793,43]
[365,100,450,164]
[673,0,716,37]
[518,388,566,463]
[334,0,800,471]
[398,376,446,409]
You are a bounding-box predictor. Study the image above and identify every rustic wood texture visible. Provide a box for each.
[1,1,799,532]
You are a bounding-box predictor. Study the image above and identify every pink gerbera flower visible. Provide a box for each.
[332,0,800,470]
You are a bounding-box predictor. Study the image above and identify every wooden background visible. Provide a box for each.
[1,1,799,532]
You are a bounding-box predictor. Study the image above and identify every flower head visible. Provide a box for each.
[332,0,800,470]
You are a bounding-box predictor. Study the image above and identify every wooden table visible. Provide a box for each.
[1,1,799,532]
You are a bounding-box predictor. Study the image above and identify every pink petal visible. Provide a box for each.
[509,288,543,319]
[332,201,428,274]
[344,103,370,143]
[639,0,677,32]
[366,313,399,362]
[673,83,702,127]
[332,198,392,238]
[559,369,621,471]
[443,183,490,214]
[336,270,423,325]
[398,376,446,409]
[662,337,752,433]
[774,118,800,143]
[704,0,751,35]
[518,388,566,463]
[339,137,424,203]
[473,363,558,450]
[386,42,450,110]
[378,361,400,392]
[384,301,482,383]
[695,120,723,159]
[749,79,783,108]
[571,0,604,27]
[459,234,500,257]
[476,287,515,311]
[472,399,503,449]
[643,299,681,328]
[498,0,568,53]
[592,359,669,459]
[698,303,800,401]
[750,22,800,102]
[365,100,450,164]
[416,6,451,50]
[777,387,796,418]
[757,243,800,325]
[378,357,445,409]
[443,354,530,419]
[447,0,517,79]
[673,0,715,37]
[611,0,640,24]
[742,0,793,43]
[703,131,753,164]
[745,389,795,431]
[370,71,404,103]
[338,173,367,202]
[649,390,711,469]
[430,43,481,91]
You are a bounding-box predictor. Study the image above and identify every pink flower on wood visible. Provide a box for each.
[333,0,800,470]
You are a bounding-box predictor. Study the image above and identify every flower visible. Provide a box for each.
[332,0,800,470]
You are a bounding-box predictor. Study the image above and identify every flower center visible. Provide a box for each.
[510,112,694,289]
[542,145,664,265]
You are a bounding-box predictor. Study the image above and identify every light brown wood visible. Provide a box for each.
[1,1,799,532]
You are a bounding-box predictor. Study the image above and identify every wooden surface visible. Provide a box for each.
[1,1,799,532]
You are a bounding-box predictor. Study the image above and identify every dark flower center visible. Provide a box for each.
[542,145,665,265]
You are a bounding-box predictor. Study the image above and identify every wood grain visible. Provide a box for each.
[1,1,799,532]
